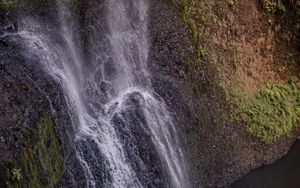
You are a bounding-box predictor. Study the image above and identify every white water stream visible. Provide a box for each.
[16,0,190,187]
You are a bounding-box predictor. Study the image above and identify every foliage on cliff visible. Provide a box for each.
[0,0,15,10]
[0,0,16,23]
[20,117,64,188]
[2,116,64,188]
[232,79,300,143]
[173,0,300,143]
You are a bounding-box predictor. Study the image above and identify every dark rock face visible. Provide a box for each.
[0,0,222,187]
[0,0,171,187]
[0,0,17,35]
[1,0,196,187]
[148,1,300,188]
[73,137,112,188]
[111,92,169,188]
[17,0,58,24]
[1,0,297,188]
[0,8,83,187]
[148,1,204,187]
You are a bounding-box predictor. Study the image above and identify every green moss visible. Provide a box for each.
[175,0,299,144]
[264,0,286,14]
[197,45,208,59]
[232,79,300,143]
[0,1,8,9]
[227,0,237,7]
[0,0,16,11]
[20,117,64,188]
[177,0,236,71]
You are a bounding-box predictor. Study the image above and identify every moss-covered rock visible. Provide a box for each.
[19,117,64,188]
[0,0,16,10]
[4,117,64,188]
[232,79,300,143]
[0,36,72,187]
[0,0,17,34]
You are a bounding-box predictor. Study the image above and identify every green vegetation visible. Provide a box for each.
[0,1,8,9]
[264,0,286,13]
[197,45,208,59]
[232,79,300,143]
[178,0,236,65]
[11,168,23,182]
[182,6,199,40]
[227,0,237,7]
[174,0,299,144]
[0,0,16,10]
[21,117,64,188]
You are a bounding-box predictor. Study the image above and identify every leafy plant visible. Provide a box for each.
[265,1,277,13]
[197,45,208,59]
[264,0,286,14]
[11,168,23,182]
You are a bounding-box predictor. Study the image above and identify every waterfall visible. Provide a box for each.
[14,0,190,187]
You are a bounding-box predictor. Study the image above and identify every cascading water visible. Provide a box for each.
[14,0,190,187]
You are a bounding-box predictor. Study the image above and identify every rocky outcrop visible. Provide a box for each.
[0,0,17,35]
[0,0,298,187]
[0,2,81,187]
[0,41,63,187]
[148,0,299,187]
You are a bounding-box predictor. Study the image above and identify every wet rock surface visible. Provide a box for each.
[0,5,83,187]
[111,92,169,188]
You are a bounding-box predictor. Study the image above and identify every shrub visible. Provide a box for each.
[232,79,300,143]
[264,0,286,13]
